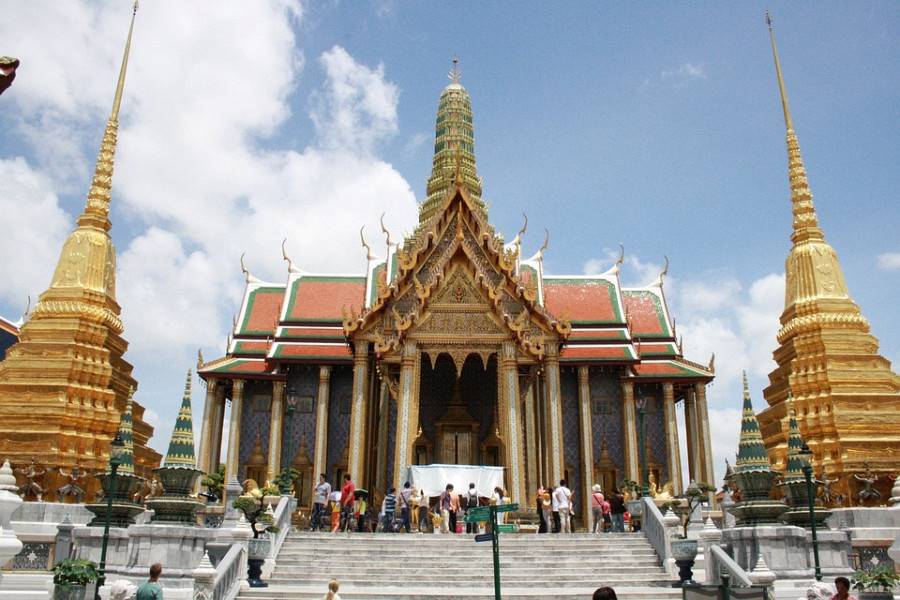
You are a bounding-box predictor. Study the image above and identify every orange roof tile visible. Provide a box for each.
[622,290,671,338]
[284,276,365,322]
[238,286,285,335]
[271,342,352,362]
[560,345,636,362]
[543,278,624,325]
[631,360,710,379]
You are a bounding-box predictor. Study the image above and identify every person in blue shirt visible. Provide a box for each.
[382,487,397,532]
[136,563,163,600]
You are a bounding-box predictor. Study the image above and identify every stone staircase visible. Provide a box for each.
[237,531,681,600]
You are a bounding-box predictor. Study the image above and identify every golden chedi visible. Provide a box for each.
[0,3,160,500]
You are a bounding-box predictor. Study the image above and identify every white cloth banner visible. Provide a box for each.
[406,464,505,499]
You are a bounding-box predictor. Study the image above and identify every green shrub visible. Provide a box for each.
[53,559,98,587]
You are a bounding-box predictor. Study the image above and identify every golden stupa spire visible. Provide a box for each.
[765,11,822,245]
[76,0,138,233]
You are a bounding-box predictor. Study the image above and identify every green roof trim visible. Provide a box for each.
[239,286,284,335]
[369,262,386,307]
[233,341,267,355]
[164,370,197,469]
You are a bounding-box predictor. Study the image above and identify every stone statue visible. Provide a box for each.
[854,463,881,504]
[15,459,46,501]
[242,478,260,494]
[56,467,87,504]
[801,581,835,600]
[818,473,843,507]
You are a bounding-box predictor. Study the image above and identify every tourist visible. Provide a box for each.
[492,486,506,524]
[590,484,605,534]
[535,485,547,533]
[465,482,480,533]
[609,489,626,533]
[541,485,552,533]
[355,490,368,532]
[419,493,430,532]
[324,578,341,600]
[330,489,342,533]
[399,481,413,533]
[382,487,397,532]
[439,484,454,533]
[602,496,612,532]
[136,563,163,600]
[449,486,460,533]
[554,479,572,533]
[311,473,331,531]
[550,486,561,533]
[592,586,618,600]
[339,474,355,532]
[830,576,857,600]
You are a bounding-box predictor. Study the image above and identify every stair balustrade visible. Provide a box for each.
[709,544,753,587]
[641,496,672,567]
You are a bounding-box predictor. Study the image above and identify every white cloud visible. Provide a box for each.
[582,247,663,287]
[661,63,707,84]
[877,252,900,271]
[0,157,71,308]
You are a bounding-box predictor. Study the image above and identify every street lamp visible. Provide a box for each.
[636,397,649,498]
[95,433,125,600]
[799,441,821,582]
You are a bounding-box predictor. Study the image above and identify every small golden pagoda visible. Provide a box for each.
[758,14,900,503]
[0,3,161,499]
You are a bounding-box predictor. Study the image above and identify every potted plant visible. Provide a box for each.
[259,482,281,506]
[52,559,98,600]
[274,467,300,496]
[668,481,714,587]
[233,490,280,588]
[852,566,900,600]
[199,464,225,502]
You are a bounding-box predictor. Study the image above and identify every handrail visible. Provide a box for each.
[641,497,671,564]
[211,543,245,600]
[269,495,293,560]
[709,544,753,588]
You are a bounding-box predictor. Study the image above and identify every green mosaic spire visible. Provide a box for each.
[735,371,772,474]
[419,58,485,223]
[117,387,135,475]
[164,369,197,469]
[783,395,807,482]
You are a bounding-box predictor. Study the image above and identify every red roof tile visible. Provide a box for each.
[232,340,269,356]
[278,327,346,341]
[271,342,352,362]
[622,290,670,338]
[560,345,635,362]
[238,286,285,335]
[284,276,365,322]
[206,358,275,375]
[543,278,624,325]
[631,360,709,379]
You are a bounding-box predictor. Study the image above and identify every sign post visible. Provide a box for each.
[465,503,518,600]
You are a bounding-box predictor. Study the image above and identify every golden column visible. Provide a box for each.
[374,380,390,496]
[522,370,539,495]
[694,382,715,487]
[543,345,565,485]
[266,380,285,484]
[683,388,701,483]
[663,383,683,494]
[224,379,245,487]
[195,377,218,492]
[577,366,595,528]
[622,380,639,483]
[393,341,419,489]
[501,342,526,504]
[348,343,370,484]
[313,366,331,484]
[210,384,226,473]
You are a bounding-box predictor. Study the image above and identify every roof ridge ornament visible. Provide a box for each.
[239,253,262,284]
[448,56,461,85]
[359,226,377,262]
[380,212,396,249]
[281,239,302,274]
[527,229,550,263]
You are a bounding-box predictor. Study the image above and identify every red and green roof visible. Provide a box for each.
[283,275,366,323]
[637,342,678,358]
[203,358,277,376]
[276,326,346,342]
[560,344,637,363]
[630,360,711,380]
[237,285,285,336]
[543,277,624,325]
[621,289,672,338]
[566,328,629,342]
[231,340,270,357]
[270,342,352,363]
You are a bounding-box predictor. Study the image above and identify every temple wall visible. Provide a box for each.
[560,368,582,514]
[283,367,319,466]
[238,379,272,483]
[589,368,625,473]
[326,366,353,480]
[385,398,397,486]
[634,383,669,485]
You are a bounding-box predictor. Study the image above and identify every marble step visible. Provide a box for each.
[267,573,670,585]
[237,585,683,600]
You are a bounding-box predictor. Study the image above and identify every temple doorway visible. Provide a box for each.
[417,352,498,466]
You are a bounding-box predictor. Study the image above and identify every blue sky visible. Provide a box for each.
[1,2,897,484]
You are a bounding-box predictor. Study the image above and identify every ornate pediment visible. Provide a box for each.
[430,266,484,306]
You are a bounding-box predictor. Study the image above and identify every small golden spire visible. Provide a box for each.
[448,56,461,85]
[765,11,822,244]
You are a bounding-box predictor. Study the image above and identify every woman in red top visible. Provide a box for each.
[590,485,605,534]
[339,474,355,532]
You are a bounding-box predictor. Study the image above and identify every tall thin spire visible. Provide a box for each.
[77,0,138,232]
[164,370,198,469]
[735,372,771,474]
[117,388,136,475]
[765,11,822,245]
[783,395,807,483]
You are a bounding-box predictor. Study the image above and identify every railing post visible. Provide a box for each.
[191,550,216,600]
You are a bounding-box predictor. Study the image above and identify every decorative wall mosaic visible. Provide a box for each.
[10,542,51,570]
[282,367,319,467]
[560,368,582,514]
[589,369,625,474]
[238,380,272,481]
[326,366,353,479]
[635,383,668,484]
[385,398,397,486]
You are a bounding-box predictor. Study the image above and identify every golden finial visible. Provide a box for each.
[616,244,625,268]
[196,348,204,369]
[448,56,461,85]
[380,212,394,248]
[765,10,793,131]
[360,226,376,261]
[111,1,139,120]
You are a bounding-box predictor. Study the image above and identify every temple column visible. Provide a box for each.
[266,380,285,484]
[622,380,639,483]
[695,382,715,490]
[501,342,526,505]
[312,366,331,485]
[684,388,700,483]
[578,366,595,529]
[348,344,370,485]
[393,342,419,489]
[225,379,245,484]
[522,370,538,496]
[374,380,390,496]
[663,382,683,494]
[543,345,565,486]
[197,378,218,477]
[211,384,226,471]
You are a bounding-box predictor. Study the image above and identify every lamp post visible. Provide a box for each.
[636,397,649,497]
[284,382,299,468]
[95,433,125,600]
[799,442,821,581]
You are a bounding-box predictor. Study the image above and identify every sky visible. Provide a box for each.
[1,1,898,486]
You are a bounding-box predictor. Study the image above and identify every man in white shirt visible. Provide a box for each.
[310,473,331,531]
[553,479,573,533]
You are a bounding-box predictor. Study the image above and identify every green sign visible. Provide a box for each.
[495,502,519,513]
[495,524,518,533]
[464,512,490,523]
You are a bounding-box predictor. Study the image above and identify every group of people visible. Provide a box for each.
[536,480,628,533]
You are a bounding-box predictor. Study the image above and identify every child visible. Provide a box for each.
[324,578,341,600]
[330,489,342,533]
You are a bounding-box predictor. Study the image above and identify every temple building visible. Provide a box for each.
[0,315,18,361]
[757,17,900,502]
[198,61,715,525]
[0,5,160,498]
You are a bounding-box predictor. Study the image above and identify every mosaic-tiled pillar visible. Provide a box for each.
[501,342,525,504]
[578,366,594,527]
[393,342,418,490]
[348,344,370,485]
[374,380,390,497]
[695,382,715,491]
[266,381,285,483]
[684,388,700,483]
[663,382,683,494]
[197,377,218,481]
[622,380,638,482]
[522,370,538,496]
[224,379,245,486]
[544,346,565,486]
[313,366,331,485]
[210,384,226,472]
